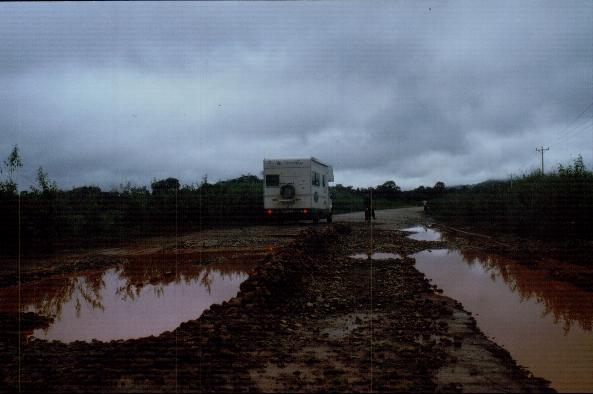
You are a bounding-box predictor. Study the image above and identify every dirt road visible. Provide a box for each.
[0,209,552,392]
[335,206,426,228]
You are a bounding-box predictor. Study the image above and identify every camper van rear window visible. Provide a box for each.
[266,174,280,186]
[312,172,320,186]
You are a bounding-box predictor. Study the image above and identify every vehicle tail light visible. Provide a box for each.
[303,209,308,214]
[267,209,272,215]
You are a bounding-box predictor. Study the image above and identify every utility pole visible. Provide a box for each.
[536,146,550,174]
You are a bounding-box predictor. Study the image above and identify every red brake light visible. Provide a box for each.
[303,209,308,214]
[267,209,273,215]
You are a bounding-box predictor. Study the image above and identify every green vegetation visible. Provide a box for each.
[428,156,593,240]
[0,145,265,254]
[0,145,441,255]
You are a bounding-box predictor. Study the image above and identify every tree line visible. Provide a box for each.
[0,145,445,255]
[330,180,446,213]
[0,146,264,255]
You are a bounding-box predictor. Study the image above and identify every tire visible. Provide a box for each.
[280,184,296,199]
[327,213,333,223]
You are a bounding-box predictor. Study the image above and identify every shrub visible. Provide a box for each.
[429,157,593,240]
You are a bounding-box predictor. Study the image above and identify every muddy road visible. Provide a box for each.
[0,208,553,392]
[335,206,425,228]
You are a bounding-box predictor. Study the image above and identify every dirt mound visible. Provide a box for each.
[0,312,53,338]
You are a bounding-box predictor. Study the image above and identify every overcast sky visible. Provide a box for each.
[1,1,592,190]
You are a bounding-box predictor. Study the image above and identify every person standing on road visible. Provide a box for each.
[364,193,376,223]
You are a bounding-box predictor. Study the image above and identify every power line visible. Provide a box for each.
[557,101,593,137]
[549,107,593,169]
[550,113,593,148]
[548,101,593,147]
[556,116,593,146]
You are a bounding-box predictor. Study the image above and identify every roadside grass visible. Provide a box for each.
[428,156,593,241]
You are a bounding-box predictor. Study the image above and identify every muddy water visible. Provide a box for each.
[408,227,593,393]
[0,255,254,342]
[401,226,442,241]
[350,252,401,260]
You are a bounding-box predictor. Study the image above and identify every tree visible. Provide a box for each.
[71,186,102,198]
[0,145,23,194]
[558,155,586,177]
[434,181,446,195]
[32,166,57,194]
[376,180,401,200]
[151,178,180,194]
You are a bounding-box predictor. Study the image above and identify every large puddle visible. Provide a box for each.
[408,226,593,392]
[0,254,254,342]
[401,226,442,241]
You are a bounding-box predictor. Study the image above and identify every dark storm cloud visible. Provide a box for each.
[1,1,592,189]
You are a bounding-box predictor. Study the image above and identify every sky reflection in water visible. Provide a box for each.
[0,255,253,342]
[411,228,593,392]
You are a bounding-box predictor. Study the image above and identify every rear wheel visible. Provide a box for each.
[280,184,296,200]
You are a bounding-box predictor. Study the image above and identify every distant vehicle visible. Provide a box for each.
[263,157,334,224]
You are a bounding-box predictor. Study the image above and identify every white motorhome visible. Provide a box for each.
[263,157,334,223]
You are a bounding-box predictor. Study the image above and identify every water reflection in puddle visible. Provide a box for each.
[401,226,441,241]
[350,252,401,260]
[409,229,593,393]
[0,256,254,343]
